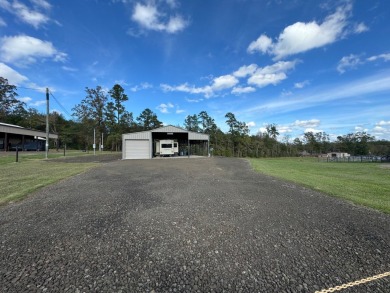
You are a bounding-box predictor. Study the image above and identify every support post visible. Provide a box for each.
[93,128,96,156]
[45,88,49,159]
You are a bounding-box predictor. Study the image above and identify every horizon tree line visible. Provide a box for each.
[1,77,389,157]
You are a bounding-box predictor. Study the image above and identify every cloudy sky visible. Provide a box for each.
[1,0,389,139]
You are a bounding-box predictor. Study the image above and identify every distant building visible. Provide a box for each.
[327,152,350,158]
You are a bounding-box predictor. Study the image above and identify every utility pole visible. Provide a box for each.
[45,88,49,159]
[93,128,96,156]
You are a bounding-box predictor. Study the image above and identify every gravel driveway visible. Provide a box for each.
[1,157,389,292]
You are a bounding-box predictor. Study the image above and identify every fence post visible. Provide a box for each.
[16,146,19,162]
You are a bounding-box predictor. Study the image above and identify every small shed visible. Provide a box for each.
[122,125,209,160]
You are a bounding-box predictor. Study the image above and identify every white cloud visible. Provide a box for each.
[233,64,258,78]
[131,2,188,34]
[157,102,174,113]
[131,82,153,92]
[248,60,297,87]
[30,0,52,10]
[371,122,390,140]
[248,72,287,87]
[294,80,310,89]
[176,109,185,114]
[30,100,46,106]
[304,128,323,134]
[0,0,50,28]
[185,97,203,103]
[246,121,256,127]
[165,0,178,9]
[247,35,273,54]
[248,3,354,60]
[354,126,370,133]
[278,125,293,134]
[161,83,212,97]
[353,22,368,33]
[17,96,32,103]
[337,54,362,73]
[0,62,28,85]
[211,74,239,91]
[0,35,67,66]
[293,119,321,128]
[161,74,238,98]
[162,60,296,97]
[166,15,187,33]
[367,53,390,62]
[336,52,390,73]
[62,66,78,72]
[377,120,390,126]
[232,86,256,95]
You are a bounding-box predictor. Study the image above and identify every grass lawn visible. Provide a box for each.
[248,157,390,214]
[0,150,101,205]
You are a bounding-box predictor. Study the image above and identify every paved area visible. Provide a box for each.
[1,157,389,292]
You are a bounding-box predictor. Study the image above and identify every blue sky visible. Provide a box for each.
[1,0,390,140]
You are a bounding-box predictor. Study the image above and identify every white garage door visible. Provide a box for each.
[125,139,150,159]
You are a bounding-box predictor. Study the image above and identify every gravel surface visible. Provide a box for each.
[1,157,389,292]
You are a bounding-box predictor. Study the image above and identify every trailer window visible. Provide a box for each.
[174,143,178,147]
[162,144,173,148]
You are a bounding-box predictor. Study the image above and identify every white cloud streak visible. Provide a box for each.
[242,72,390,115]
[232,86,256,95]
[293,119,321,128]
[0,62,28,85]
[337,52,390,73]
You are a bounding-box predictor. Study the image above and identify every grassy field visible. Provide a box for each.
[248,157,390,214]
[0,150,101,205]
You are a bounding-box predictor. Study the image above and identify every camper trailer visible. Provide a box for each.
[155,139,178,157]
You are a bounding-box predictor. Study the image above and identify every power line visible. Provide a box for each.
[18,86,73,118]
[49,91,72,118]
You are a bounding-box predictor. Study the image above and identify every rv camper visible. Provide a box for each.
[155,139,178,157]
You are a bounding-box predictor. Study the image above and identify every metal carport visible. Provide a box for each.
[122,125,209,160]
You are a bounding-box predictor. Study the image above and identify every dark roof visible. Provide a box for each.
[0,122,58,139]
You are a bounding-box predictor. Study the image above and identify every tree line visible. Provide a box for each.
[1,77,389,157]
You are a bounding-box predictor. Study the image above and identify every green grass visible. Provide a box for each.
[248,157,390,214]
[0,150,96,164]
[0,151,100,205]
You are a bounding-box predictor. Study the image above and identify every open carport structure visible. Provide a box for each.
[0,122,58,151]
[122,125,209,159]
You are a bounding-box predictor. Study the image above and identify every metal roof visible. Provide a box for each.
[0,122,58,139]
[123,125,209,141]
